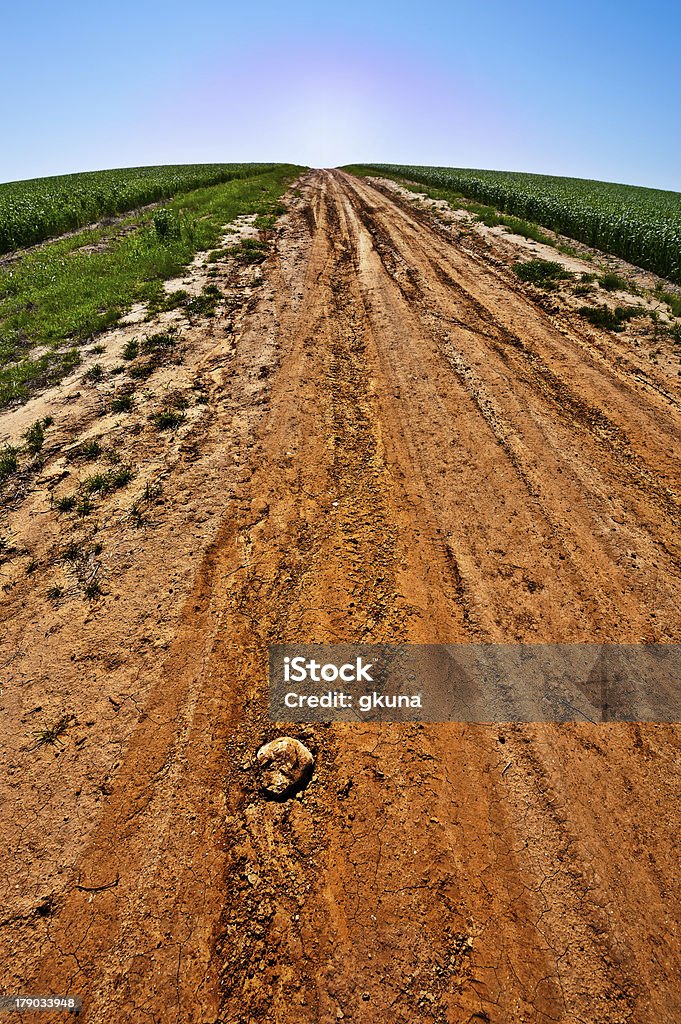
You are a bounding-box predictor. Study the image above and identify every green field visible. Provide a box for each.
[0,164,302,408]
[347,164,681,283]
[0,163,283,254]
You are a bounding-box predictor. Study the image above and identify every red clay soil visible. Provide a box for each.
[1,170,679,1023]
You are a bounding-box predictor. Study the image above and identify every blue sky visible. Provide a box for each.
[1,0,679,189]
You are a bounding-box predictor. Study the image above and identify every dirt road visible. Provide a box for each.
[1,170,680,1023]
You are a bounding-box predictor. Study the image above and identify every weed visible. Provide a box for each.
[55,494,76,513]
[82,465,134,496]
[140,331,176,355]
[110,392,134,413]
[62,541,83,562]
[75,495,95,517]
[84,578,102,600]
[0,444,19,480]
[599,271,630,292]
[33,714,75,747]
[109,465,134,489]
[26,558,39,574]
[91,343,106,355]
[151,408,186,430]
[23,418,47,455]
[129,359,157,380]
[82,439,103,460]
[186,286,222,319]
[127,499,146,527]
[81,472,110,495]
[47,584,64,601]
[152,208,181,241]
[122,338,139,360]
[84,363,105,383]
[579,305,643,331]
[514,259,573,288]
[655,287,681,319]
[228,238,269,264]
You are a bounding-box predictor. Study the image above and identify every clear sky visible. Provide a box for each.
[1,0,679,189]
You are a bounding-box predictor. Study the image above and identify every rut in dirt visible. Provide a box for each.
[9,170,680,1024]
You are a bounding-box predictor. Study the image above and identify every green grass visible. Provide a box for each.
[150,407,186,430]
[110,391,135,413]
[0,444,18,480]
[344,164,681,282]
[654,285,681,318]
[579,304,644,331]
[514,259,574,287]
[0,163,285,254]
[0,164,302,409]
[598,271,631,292]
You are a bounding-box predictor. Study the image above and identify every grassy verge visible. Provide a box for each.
[0,165,303,409]
[0,163,284,254]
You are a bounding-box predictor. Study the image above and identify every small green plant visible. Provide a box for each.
[47,584,64,601]
[228,238,269,264]
[655,288,681,318]
[579,304,643,331]
[81,472,110,495]
[129,359,157,380]
[598,272,630,292]
[75,495,95,517]
[91,343,106,355]
[152,207,181,241]
[128,498,146,527]
[23,418,47,456]
[33,714,75,747]
[62,541,83,562]
[84,578,102,600]
[55,494,76,513]
[122,338,139,360]
[151,408,186,430]
[186,285,223,320]
[110,392,134,413]
[514,259,573,288]
[25,557,39,574]
[84,363,105,383]
[156,289,190,311]
[0,444,19,481]
[81,440,103,460]
[140,331,176,355]
[82,465,134,496]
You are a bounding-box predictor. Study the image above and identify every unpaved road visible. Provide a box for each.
[1,170,680,1023]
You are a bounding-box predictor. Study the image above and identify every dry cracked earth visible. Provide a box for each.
[0,170,680,1023]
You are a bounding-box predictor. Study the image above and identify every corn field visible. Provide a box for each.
[0,164,280,255]
[370,165,681,283]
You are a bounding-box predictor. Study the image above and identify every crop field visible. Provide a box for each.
[0,163,282,254]
[357,163,681,282]
[0,164,302,406]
